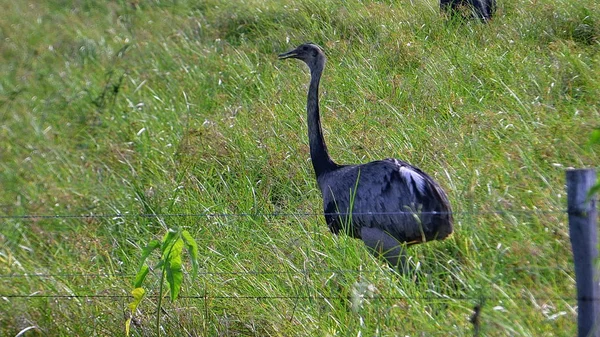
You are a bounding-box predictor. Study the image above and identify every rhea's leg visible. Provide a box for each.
[360,227,408,273]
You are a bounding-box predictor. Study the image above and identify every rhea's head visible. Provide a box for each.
[278,43,325,70]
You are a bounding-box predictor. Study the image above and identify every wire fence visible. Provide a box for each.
[0,274,577,303]
[0,208,569,220]
[0,264,573,279]
[0,267,576,302]
[0,208,579,309]
[0,293,579,302]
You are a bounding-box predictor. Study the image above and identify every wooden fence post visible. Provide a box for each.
[567,168,599,337]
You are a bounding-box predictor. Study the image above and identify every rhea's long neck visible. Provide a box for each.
[307,62,337,177]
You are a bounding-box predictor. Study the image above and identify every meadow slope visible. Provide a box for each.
[1,0,599,336]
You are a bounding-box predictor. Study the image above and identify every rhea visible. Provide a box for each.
[278,43,453,270]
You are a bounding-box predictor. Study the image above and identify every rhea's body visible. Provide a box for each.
[319,159,452,243]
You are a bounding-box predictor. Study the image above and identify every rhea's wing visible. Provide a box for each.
[321,159,452,243]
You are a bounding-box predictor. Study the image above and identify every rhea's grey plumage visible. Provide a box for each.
[278,43,453,270]
[440,0,496,21]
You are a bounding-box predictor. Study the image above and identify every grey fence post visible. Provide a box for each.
[567,168,599,337]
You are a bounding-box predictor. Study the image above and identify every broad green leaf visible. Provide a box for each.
[133,264,150,288]
[126,287,146,336]
[165,238,184,301]
[181,230,200,280]
[139,240,161,269]
[128,287,146,311]
[160,229,178,258]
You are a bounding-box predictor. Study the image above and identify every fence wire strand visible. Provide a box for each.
[0,209,569,221]
[0,208,578,307]
[0,265,573,280]
[0,293,579,302]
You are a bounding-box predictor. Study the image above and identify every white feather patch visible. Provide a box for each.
[399,166,426,194]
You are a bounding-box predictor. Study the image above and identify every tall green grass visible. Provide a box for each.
[1,0,598,335]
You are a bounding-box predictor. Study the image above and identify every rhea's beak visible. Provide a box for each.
[278,49,298,59]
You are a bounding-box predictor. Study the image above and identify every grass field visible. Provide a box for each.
[1,0,599,336]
